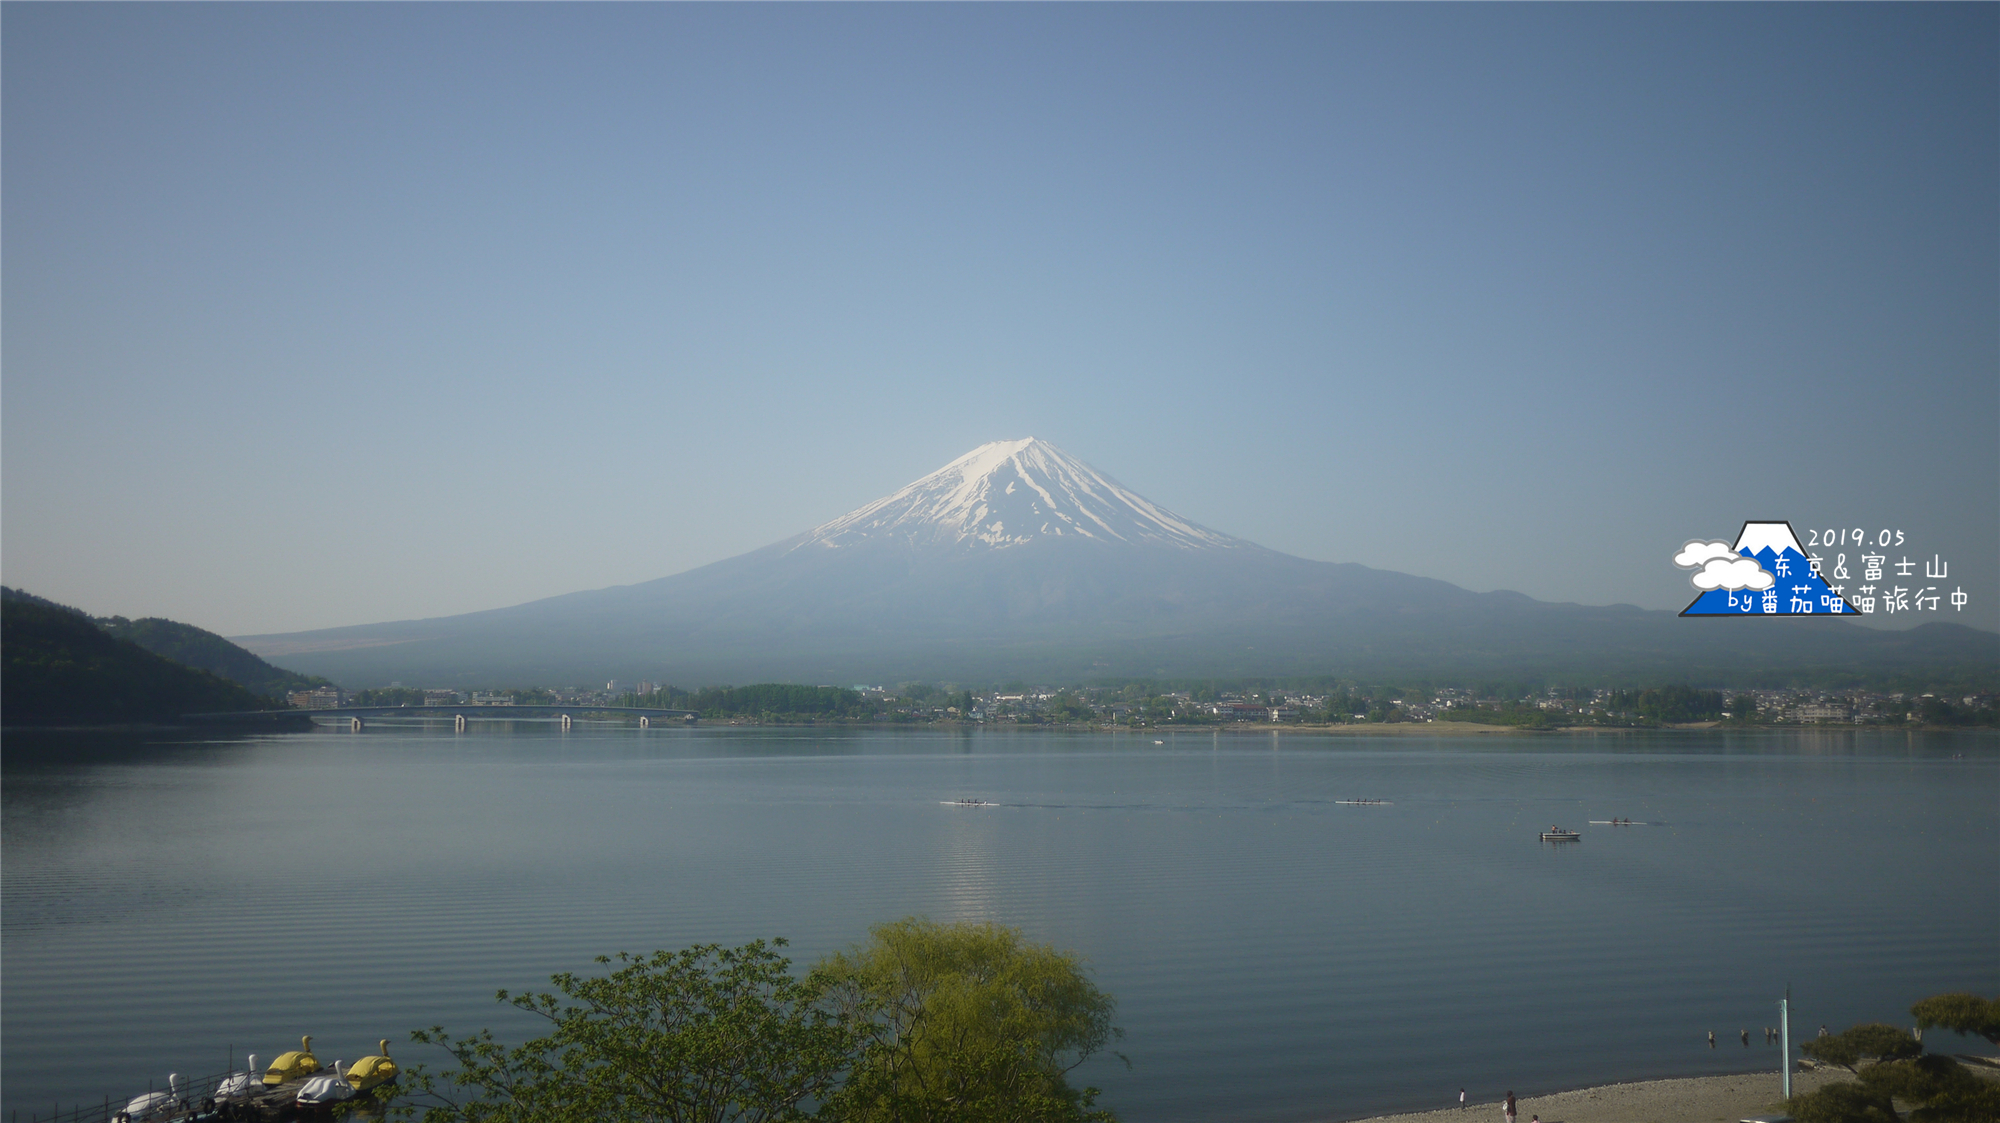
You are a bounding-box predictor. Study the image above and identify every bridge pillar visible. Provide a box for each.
[350,716,364,732]
[639,716,650,729]
[560,713,572,730]
[455,713,467,731]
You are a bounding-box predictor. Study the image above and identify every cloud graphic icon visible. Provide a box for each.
[1674,540,1737,569]
[1691,556,1774,592]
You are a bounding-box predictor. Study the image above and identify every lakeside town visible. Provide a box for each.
[296,680,2000,730]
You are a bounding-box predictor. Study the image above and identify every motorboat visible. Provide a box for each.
[942,799,995,807]
[346,1040,399,1093]
[264,1035,320,1085]
[1541,827,1581,842]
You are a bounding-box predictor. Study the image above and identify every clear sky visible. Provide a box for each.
[5,4,1995,637]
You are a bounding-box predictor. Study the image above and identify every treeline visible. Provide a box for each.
[624,683,873,719]
[1603,685,1724,723]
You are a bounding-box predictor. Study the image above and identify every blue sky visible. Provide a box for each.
[5,4,1994,636]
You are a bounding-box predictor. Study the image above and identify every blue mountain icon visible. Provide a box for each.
[1681,521,1859,617]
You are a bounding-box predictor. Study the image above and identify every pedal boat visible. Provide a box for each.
[346,1041,399,1093]
[264,1036,320,1085]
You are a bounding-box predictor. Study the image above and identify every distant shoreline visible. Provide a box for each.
[13,717,1987,736]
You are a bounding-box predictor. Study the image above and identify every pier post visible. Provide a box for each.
[640,716,650,728]
[560,713,572,730]
[350,716,364,732]
[1781,993,1792,1100]
[455,713,467,731]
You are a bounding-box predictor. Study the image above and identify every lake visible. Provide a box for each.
[3,724,1995,1122]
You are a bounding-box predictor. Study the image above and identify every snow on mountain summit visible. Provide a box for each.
[796,438,1247,552]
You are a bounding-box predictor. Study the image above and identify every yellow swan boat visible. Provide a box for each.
[264,1035,320,1086]
[346,1040,399,1093]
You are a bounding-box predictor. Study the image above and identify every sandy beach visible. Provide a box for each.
[1341,1067,1851,1123]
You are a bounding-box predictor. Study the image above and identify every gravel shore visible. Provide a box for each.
[1340,1068,1849,1123]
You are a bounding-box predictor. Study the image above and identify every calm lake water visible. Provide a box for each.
[4,725,1995,1122]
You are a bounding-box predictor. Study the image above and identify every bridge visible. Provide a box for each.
[183,705,699,730]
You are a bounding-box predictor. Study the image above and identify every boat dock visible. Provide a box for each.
[19,1065,389,1123]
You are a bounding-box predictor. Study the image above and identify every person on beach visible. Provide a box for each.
[1505,1091,1517,1123]
[1460,1088,1467,1109]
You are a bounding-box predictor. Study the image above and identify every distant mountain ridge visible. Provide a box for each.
[235,441,1999,690]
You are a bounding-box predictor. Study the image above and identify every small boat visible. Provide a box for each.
[1336,799,1392,805]
[1588,819,1649,826]
[941,799,995,807]
[122,1074,180,1121]
[1152,739,1164,745]
[216,1055,259,1100]
[346,1040,399,1093]
[264,1035,320,1085]
[1541,827,1581,842]
[296,1061,355,1106]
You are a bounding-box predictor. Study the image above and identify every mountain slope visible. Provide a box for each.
[236,440,1999,689]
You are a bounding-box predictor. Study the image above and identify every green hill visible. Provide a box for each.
[95,614,331,698]
[1,594,278,725]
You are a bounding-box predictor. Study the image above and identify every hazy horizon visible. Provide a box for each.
[6,5,1994,637]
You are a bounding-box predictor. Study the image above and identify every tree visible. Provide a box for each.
[1801,1024,1923,1073]
[1911,993,2000,1047]
[816,918,1122,1123]
[1855,1054,2000,1123]
[400,939,857,1123]
[1791,1004,2000,1123]
[1791,1080,1901,1123]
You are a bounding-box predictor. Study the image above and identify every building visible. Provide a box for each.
[288,686,345,710]
[423,689,461,707]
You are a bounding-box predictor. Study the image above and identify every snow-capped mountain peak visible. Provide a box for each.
[796,438,1246,552]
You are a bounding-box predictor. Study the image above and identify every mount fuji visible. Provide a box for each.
[240,439,1994,688]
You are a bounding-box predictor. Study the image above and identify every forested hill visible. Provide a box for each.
[2,594,276,724]
[1,587,329,699]
[95,614,330,698]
